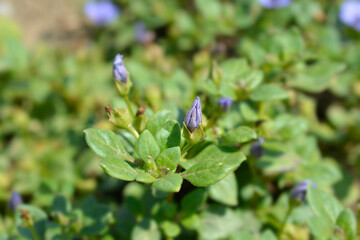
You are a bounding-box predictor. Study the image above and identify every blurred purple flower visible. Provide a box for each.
[218,98,233,112]
[258,0,292,9]
[250,137,265,158]
[184,97,202,132]
[134,22,155,44]
[290,180,316,201]
[113,54,128,83]
[84,1,119,26]
[8,191,22,212]
[339,1,360,32]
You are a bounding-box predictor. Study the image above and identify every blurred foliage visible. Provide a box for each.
[1,0,360,239]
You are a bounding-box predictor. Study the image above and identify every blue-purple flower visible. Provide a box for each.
[258,0,292,9]
[84,1,119,26]
[218,98,233,112]
[113,54,128,83]
[250,137,265,158]
[339,1,360,32]
[184,97,202,132]
[8,191,22,212]
[291,180,316,201]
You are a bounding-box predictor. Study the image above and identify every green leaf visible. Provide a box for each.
[249,84,288,101]
[16,205,47,240]
[181,188,208,213]
[199,205,242,240]
[51,195,71,215]
[84,128,129,160]
[135,130,160,162]
[156,147,181,172]
[181,145,246,187]
[307,186,343,223]
[100,157,138,181]
[160,221,181,238]
[223,126,257,144]
[155,120,181,151]
[336,209,357,238]
[146,111,174,137]
[209,172,238,206]
[136,172,156,183]
[261,230,277,240]
[131,219,161,240]
[81,197,113,236]
[289,61,346,93]
[152,174,183,192]
[307,216,334,239]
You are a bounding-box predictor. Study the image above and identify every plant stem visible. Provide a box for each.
[29,225,39,240]
[278,202,295,239]
[128,124,139,138]
[181,143,194,157]
[124,95,135,118]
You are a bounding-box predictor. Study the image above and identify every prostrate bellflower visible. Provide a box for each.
[258,0,292,9]
[8,191,22,212]
[339,0,360,32]
[84,0,119,26]
[218,97,233,112]
[291,180,316,201]
[113,54,128,84]
[184,97,202,132]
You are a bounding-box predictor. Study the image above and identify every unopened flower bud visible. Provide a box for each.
[290,180,316,201]
[218,97,233,112]
[106,105,131,129]
[250,137,265,158]
[183,97,205,144]
[184,97,202,133]
[134,106,148,132]
[8,191,22,212]
[113,54,128,83]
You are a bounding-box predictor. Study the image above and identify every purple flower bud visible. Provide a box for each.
[339,1,360,32]
[184,97,202,132]
[290,180,316,201]
[250,137,265,158]
[218,98,233,112]
[8,191,22,212]
[258,0,292,9]
[113,54,128,83]
[84,1,119,27]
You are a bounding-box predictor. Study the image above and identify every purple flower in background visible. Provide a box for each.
[290,180,316,201]
[8,191,22,212]
[339,1,360,32]
[184,97,202,132]
[135,22,155,44]
[84,1,119,26]
[250,137,265,158]
[258,0,292,9]
[113,54,128,83]
[218,98,233,112]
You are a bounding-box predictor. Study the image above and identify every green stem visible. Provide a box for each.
[181,143,194,157]
[128,124,139,138]
[29,224,39,240]
[278,202,295,239]
[248,157,260,181]
[124,95,135,118]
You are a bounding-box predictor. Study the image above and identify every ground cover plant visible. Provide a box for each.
[1,0,360,239]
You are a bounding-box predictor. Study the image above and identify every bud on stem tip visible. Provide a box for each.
[184,97,202,132]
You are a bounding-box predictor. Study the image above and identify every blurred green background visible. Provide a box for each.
[1,0,360,239]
